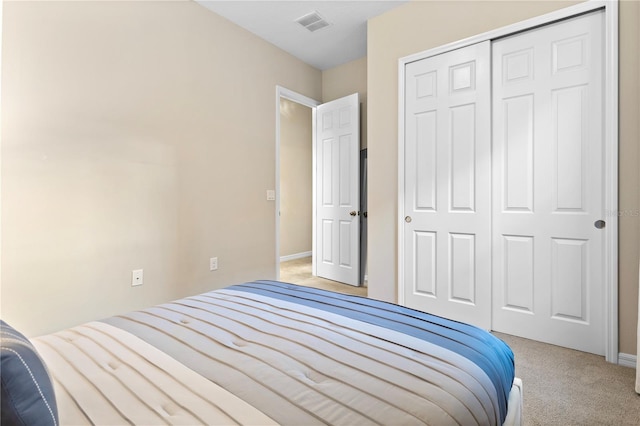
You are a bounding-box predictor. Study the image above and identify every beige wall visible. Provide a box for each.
[618,0,640,354]
[322,57,368,149]
[279,98,312,257]
[1,0,321,336]
[618,0,640,356]
[368,0,640,355]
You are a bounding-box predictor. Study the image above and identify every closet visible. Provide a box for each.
[400,10,607,355]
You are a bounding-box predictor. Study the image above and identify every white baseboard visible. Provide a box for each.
[280,251,312,263]
[618,353,637,368]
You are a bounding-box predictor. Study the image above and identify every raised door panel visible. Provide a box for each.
[321,220,333,263]
[339,135,353,207]
[552,86,587,212]
[503,95,534,212]
[551,238,588,322]
[415,111,438,211]
[449,104,476,212]
[503,235,535,313]
[321,138,333,206]
[414,231,437,296]
[449,233,476,304]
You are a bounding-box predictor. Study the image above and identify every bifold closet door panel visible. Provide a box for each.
[403,41,491,329]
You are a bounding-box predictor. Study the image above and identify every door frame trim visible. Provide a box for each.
[397,0,619,363]
[275,86,320,280]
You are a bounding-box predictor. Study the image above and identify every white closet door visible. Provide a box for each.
[492,11,605,355]
[403,42,491,329]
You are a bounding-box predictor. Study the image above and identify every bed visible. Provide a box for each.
[1,280,522,425]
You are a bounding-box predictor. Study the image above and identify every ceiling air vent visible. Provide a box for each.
[295,11,331,32]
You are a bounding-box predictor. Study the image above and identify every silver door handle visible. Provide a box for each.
[594,220,606,229]
[405,216,412,223]
[350,211,358,217]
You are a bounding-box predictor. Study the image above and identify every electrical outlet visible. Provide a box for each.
[210,257,218,271]
[132,269,143,286]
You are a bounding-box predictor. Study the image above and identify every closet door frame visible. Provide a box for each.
[397,0,619,363]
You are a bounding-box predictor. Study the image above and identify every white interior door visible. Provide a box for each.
[492,11,605,355]
[316,93,360,286]
[402,42,491,329]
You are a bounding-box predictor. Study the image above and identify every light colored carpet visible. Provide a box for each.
[280,256,640,425]
[495,332,640,425]
[279,257,367,296]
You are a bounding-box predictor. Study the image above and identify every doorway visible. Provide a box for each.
[275,87,366,292]
[275,87,319,287]
[278,97,313,264]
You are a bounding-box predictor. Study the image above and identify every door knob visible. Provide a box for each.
[594,220,606,229]
[405,216,412,223]
[350,211,358,216]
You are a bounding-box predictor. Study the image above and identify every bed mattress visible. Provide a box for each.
[31,280,518,425]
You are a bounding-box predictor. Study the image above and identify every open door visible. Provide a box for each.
[315,93,361,286]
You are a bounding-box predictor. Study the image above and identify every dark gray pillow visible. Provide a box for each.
[1,320,58,426]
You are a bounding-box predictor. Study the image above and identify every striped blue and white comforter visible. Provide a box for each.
[34,280,516,425]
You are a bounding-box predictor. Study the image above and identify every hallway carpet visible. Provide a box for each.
[279,256,367,296]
